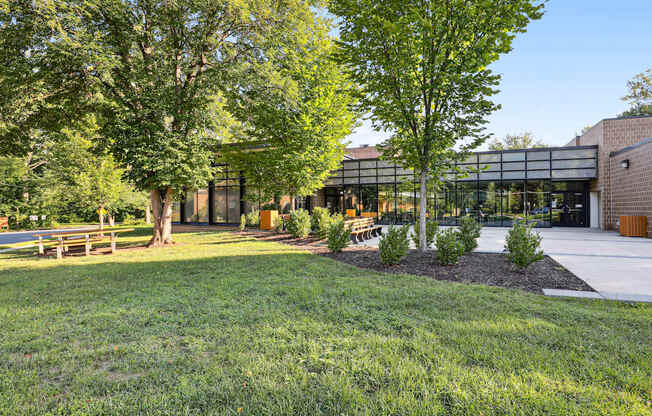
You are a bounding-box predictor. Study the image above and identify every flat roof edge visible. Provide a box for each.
[609,137,652,157]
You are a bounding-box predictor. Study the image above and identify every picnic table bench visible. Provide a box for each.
[0,216,8,230]
[34,228,134,259]
[344,217,382,244]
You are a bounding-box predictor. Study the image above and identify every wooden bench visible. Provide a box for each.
[0,217,8,230]
[344,217,382,244]
[34,228,135,259]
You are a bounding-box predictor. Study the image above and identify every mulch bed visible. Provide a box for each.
[240,230,595,294]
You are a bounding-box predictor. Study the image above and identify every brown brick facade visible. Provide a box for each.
[570,116,652,234]
[609,139,652,236]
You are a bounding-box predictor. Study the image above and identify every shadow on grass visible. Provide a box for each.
[1,246,650,414]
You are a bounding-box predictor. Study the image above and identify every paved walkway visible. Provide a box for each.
[359,225,652,301]
[0,226,96,249]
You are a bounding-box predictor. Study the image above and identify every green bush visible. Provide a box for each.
[458,216,482,253]
[245,209,259,227]
[505,221,544,269]
[311,207,331,239]
[435,228,464,266]
[286,209,311,238]
[412,220,438,249]
[327,218,350,253]
[379,225,410,265]
[239,214,246,232]
[261,202,280,211]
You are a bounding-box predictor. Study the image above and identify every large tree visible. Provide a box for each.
[620,68,652,117]
[488,132,546,150]
[331,0,544,251]
[4,0,314,246]
[222,16,357,208]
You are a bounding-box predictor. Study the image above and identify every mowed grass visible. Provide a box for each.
[0,227,650,415]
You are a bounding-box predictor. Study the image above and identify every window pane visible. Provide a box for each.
[527,150,550,160]
[478,181,501,226]
[360,176,377,184]
[527,161,550,170]
[527,170,550,179]
[527,180,550,227]
[479,163,501,171]
[172,202,181,222]
[378,184,396,224]
[213,187,227,223]
[196,189,209,222]
[479,153,500,162]
[479,172,501,180]
[359,185,378,218]
[378,176,395,184]
[184,190,195,222]
[552,159,596,169]
[360,160,376,169]
[396,167,413,175]
[503,161,525,171]
[377,160,394,168]
[462,154,477,163]
[552,169,597,179]
[552,148,597,159]
[435,183,456,225]
[457,182,478,222]
[343,186,359,213]
[343,161,359,169]
[378,168,395,176]
[343,169,358,177]
[503,171,525,180]
[396,182,414,223]
[502,152,525,161]
[227,187,240,222]
[343,176,358,184]
[359,169,376,177]
[502,181,525,227]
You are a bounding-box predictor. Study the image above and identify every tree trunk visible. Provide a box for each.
[145,202,151,224]
[108,214,115,227]
[148,188,174,247]
[99,204,105,230]
[418,171,428,252]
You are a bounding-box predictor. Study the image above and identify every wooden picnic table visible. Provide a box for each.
[34,228,134,259]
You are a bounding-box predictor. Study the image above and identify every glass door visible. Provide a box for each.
[551,191,586,227]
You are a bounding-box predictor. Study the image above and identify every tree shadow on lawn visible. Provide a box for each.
[2,251,650,408]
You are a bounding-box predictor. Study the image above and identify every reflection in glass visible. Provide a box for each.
[213,187,227,223]
[360,185,378,218]
[457,182,478,222]
[526,180,550,227]
[396,180,414,223]
[435,183,455,225]
[227,186,240,222]
[378,184,396,224]
[478,181,501,226]
[502,181,525,226]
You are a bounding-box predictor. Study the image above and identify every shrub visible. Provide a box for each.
[245,209,259,227]
[505,221,544,269]
[327,218,350,253]
[435,228,464,266]
[271,214,283,233]
[261,202,280,211]
[311,207,331,239]
[412,220,438,249]
[379,225,410,265]
[239,214,246,232]
[458,216,482,253]
[286,209,311,238]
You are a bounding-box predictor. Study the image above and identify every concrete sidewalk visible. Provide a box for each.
[359,225,652,301]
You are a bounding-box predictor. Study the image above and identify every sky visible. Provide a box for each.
[344,0,652,149]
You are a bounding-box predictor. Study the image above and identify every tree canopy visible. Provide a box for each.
[620,68,652,117]
[222,16,357,206]
[488,132,546,150]
[330,0,544,250]
[2,0,320,244]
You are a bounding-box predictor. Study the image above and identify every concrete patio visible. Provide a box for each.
[359,225,652,302]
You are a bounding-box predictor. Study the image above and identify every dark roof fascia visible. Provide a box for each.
[609,137,652,157]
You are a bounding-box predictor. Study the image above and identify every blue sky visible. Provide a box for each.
[344,0,652,149]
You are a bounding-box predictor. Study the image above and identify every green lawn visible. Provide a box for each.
[1,227,650,415]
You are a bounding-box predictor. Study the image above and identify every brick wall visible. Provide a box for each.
[609,139,652,236]
[572,116,652,232]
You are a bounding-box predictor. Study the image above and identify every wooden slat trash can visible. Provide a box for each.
[620,215,648,237]
[260,210,278,231]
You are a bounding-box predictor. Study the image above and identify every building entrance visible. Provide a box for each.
[552,191,587,227]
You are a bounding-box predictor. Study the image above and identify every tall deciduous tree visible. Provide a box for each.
[331,0,544,251]
[7,0,314,246]
[222,17,357,208]
[620,69,652,117]
[488,132,546,150]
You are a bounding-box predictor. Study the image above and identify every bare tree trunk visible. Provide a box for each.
[145,202,151,224]
[418,171,428,252]
[148,188,174,247]
[108,214,115,227]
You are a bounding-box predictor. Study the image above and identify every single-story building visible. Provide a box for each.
[173,115,652,234]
